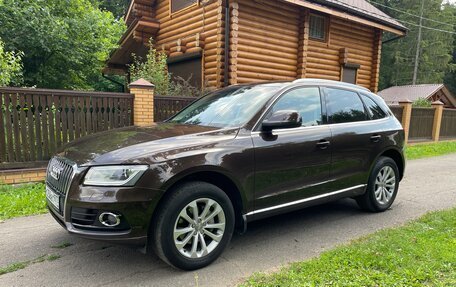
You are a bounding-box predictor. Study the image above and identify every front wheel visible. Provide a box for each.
[356,156,400,212]
[151,181,235,270]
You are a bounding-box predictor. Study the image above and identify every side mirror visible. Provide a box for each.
[262,110,302,132]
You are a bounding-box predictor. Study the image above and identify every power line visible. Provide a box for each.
[399,19,456,34]
[368,0,455,27]
[329,0,455,34]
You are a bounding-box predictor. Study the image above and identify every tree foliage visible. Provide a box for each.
[412,97,432,107]
[91,0,130,19]
[376,0,455,92]
[0,38,23,87]
[0,0,125,90]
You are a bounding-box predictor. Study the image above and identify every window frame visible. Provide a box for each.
[170,0,199,16]
[253,85,327,132]
[309,13,329,42]
[322,86,370,125]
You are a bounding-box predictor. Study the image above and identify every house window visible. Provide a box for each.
[167,52,202,89]
[309,14,327,41]
[171,0,198,14]
[341,64,360,84]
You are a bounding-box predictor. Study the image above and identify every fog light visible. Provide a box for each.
[99,212,121,227]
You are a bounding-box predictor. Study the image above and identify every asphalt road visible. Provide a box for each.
[1,154,455,287]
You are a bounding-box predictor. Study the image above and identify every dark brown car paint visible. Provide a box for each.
[47,81,405,247]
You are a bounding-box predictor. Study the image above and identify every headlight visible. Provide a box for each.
[83,165,148,186]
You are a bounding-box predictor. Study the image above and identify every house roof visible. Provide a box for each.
[378,84,456,107]
[285,0,407,34]
[320,0,406,30]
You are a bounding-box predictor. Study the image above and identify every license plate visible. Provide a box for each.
[46,185,60,210]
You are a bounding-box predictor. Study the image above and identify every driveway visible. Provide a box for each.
[1,154,455,287]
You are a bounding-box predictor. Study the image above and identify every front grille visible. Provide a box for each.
[46,157,75,195]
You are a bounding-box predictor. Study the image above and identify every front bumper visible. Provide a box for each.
[46,179,162,247]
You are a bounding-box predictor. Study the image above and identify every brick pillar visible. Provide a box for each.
[129,79,155,126]
[399,100,412,144]
[431,100,444,142]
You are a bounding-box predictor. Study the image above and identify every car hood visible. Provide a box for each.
[56,123,239,166]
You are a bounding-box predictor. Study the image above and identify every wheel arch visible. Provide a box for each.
[375,147,405,180]
[152,168,247,233]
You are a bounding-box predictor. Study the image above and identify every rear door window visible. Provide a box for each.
[325,88,367,124]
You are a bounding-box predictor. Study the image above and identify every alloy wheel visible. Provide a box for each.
[374,166,396,205]
[173,198,226,259]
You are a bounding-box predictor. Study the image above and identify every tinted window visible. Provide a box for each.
[342,66,357,84]
[168,55,202,89]
[171,0,198,13]
[270,87,322,127]
[326,88,367,123]
[309,15,327,41]
[361,94,387,120]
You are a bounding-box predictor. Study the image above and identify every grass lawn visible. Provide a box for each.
[242,208,456,287]
[0,183,47,220]
[405,140,456,160]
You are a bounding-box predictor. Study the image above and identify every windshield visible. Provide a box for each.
[168,84,281,128]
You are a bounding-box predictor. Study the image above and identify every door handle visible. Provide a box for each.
[316,140,330,149]
[370,134,381,143]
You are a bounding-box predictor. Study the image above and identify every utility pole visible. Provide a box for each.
[412,0,425,85]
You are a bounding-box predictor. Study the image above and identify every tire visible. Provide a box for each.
[151,181,235,270]
[356,156,400,212]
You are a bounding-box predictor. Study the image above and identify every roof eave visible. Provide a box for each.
[283,0,407,35]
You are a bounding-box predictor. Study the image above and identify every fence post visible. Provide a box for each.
[129,79,155,126]
[399,100,412,144]
[431,100,444,142]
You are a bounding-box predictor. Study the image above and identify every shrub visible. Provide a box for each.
[128,38,203,97]
[412,97,432,107]
[0,38,23,87]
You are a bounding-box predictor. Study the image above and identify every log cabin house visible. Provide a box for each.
[105,0,407,93]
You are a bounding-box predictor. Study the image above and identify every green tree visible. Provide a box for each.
[443,4,456,95]
[92,0,130,19]
[0,0,125,90]
[0,38,23,87]
[376,0,455,90]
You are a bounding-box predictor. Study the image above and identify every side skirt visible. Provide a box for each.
[244,184,367,222]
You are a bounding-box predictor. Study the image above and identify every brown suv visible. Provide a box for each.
[46,79,405,270]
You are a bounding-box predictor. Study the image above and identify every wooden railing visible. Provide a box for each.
[154,95,195,122]
[0,87,134,166]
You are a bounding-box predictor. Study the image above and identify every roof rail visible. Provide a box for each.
[292,78,371,92]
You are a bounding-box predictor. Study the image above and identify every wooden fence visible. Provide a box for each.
[0,87,134,167]
[440,109,456,139]
[408,108,435,141]
[154,96,195,122]
[390,104,456,143]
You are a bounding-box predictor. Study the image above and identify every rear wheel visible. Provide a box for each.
[151,181,235,270]
[356,156,399,212]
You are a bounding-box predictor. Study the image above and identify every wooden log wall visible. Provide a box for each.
[126,0,156,26]
[306,16,377,89]
[230,0,300,84]
[150,0,224,88]
[135,0,383,91]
